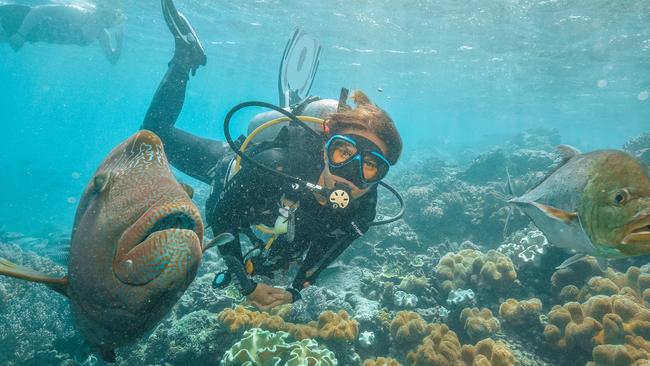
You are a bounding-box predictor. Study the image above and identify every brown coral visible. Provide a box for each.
[363,357,402,366]
[216,306,358,343]
[498,298,542,329]
[460,338,517,366]
[544,294,650,357]
[460,308,501,340]
[390,311,434,349]
[317,310,359,343]
[406,324,462,366]
[551,256,603,289]
[435,249,517,296]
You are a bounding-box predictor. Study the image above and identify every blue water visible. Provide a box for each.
[1,0,649,234]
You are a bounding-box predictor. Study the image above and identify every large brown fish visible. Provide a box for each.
[509,145,650,269]
[0,130,231,361]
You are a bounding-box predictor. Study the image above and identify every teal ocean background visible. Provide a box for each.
[1,0,649,234]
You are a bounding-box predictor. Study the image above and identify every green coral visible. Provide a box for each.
[221,328,337,366]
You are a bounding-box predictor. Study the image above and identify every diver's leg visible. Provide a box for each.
[142,0,221,184]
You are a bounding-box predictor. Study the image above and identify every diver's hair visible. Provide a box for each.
[325,90,402,165]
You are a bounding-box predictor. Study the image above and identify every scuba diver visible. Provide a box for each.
[142,0,403,310]
[0,1,124,64]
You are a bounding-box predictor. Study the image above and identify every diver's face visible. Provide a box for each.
[320,128,389,199]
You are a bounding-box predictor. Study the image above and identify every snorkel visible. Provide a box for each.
[222,100,404,226]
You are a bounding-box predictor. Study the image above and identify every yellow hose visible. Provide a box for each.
[234,116,325,172]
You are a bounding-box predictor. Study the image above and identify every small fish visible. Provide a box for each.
[508,145,650,269]
[0,130,233,362]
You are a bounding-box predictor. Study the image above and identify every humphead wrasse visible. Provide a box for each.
[509,145,650,269]
[0,130,231,361]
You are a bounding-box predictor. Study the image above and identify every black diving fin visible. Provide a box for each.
[278,28,322,109]
[161,0,206,75]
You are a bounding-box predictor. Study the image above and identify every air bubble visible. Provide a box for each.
[596,80,607,88]
[638,91,649,101]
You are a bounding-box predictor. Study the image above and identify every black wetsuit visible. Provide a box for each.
[141,61,377,298]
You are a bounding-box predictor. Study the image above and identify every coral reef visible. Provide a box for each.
[460,307,501,341]
[623,133,650,166]
[121,310,230,365]
[436,249,517,297]
[394,290,419,308]
[497,229,548,268]
[0,243,79,366]
[362,357,402,366]
[447,288,477,309]
[499,298,543,329]
[288,286,354,324]
[405,323,462,366]
[389,311,434,349]
[217,306,359,344]
[460,338,518,366]
[221,328,337,366]
[544,295,650,355]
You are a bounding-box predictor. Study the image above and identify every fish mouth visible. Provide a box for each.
[140,211,197,244]
[622,216,650,245]
[114,202,204,285]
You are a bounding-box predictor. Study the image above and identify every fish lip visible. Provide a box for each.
[622,215,650,244]
[119,201,203,254]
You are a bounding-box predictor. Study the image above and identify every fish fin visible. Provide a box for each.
[180,183,194,199]
[501,167,517,239]
[556,253,590,269]
[557,144,581,163]
[505,166,516,197]
[0,257,69,295]
[92,172,111,193]
[278,27,321,108]
[596,257,609,271]
[530,201,577,224]
[202,232,235,252]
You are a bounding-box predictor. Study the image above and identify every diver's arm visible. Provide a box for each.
[99,27,123,64]
[141,63,225,184]
[290,233,358,296]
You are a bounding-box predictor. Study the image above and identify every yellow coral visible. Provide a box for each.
[460,338,517,366]
[316,310,359,343]
[406,324,462,366]
[460,308,501,340]
[435,249,517,296]
[363,357,402,366]
[216,306,358,343]
[498,298,542,329]
[389,311,433,348]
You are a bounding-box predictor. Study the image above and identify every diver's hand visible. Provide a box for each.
[247,283,292,311]
[9,33,25,51]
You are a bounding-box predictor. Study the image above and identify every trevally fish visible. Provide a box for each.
[0,130,232,362]
[508,145,650,269]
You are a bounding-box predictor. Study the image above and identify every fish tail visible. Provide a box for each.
[0,257,69,296]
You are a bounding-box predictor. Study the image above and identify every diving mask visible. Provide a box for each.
[325,134,390,188]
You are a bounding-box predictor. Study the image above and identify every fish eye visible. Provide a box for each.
[614,189,630,206]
